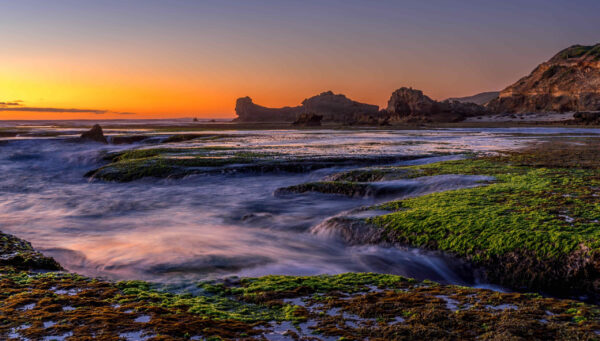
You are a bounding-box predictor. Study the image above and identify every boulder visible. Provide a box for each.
[80,124,108,144]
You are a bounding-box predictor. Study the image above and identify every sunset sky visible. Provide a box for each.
[1,0,599,119]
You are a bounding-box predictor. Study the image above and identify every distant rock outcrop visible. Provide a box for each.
[234,91,379,122]
[487,44,600,113]
[81,124,108,144]
[386,87,488,122]
[292,113,323,126]
[446,91,500,105]
[300,91,379,121]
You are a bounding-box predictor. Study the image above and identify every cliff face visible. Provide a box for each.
[386,87,488,122]
[234,91,379,122]
[487,44,600,113]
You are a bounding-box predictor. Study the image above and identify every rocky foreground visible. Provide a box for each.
[2,231,600,340]
[278,140,600,303]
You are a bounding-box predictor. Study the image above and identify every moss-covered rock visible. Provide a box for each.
[87,146,427,182]
[1,231,600,340]
[0,232,62,271]
[307,142,600,299]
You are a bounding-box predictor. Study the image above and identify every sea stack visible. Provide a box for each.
[80,124,108,144]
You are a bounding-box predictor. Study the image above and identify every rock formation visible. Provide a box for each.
[292,113,323,126]
[386,87,488,122]
[234,91,379,122]
[235,97,302,122]
[300,91,379,121]
[487,44,600,113]
[80,124,108,144]
[446,91,500,105]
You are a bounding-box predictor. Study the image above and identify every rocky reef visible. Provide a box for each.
[488,43,600,113]
[1,231,600,340]
[235,91,379,122]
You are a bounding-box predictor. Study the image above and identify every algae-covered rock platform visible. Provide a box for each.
[1,231,600,340]
[4,129,600,340]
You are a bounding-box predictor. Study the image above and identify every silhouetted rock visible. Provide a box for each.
[572,112,600,125]
[487,43,600,113]
[292,113,323,126]
[301,91,379,121]
[386,87,488,122]
[235,91,379,122]
[80,124,108,144]
[235,97,302,122]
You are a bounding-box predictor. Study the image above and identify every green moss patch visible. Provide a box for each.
[352,142,600,297]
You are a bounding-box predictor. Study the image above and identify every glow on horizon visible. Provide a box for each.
[1,0,599,120]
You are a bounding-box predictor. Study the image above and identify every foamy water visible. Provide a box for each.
[1,123,599,288]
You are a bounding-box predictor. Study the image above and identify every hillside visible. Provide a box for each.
[487,44,600,113]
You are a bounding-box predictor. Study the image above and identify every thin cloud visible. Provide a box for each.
[0,103,140,116]
[0,107,108,114]
[0,101,23,107]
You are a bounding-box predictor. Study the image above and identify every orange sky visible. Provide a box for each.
[2,1,599,120]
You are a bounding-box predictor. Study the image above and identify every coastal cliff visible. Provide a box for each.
[487,44,600,113]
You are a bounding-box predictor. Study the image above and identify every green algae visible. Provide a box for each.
[88,146,427,182]
[369,159,600,260]
[1,241,600,341]
[276,141,600,297]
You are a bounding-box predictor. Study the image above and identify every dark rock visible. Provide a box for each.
[292,113,323,126]
[234,97,302,122]
[386,87,488,122]
[0,231,63,271]
[234,91,379,123]
[572,111,600,125]
[343,111,391,126]
[80,124,108,144]
[301,91,379,122]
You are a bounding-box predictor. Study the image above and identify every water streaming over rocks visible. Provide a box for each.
[1,122,599,289]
